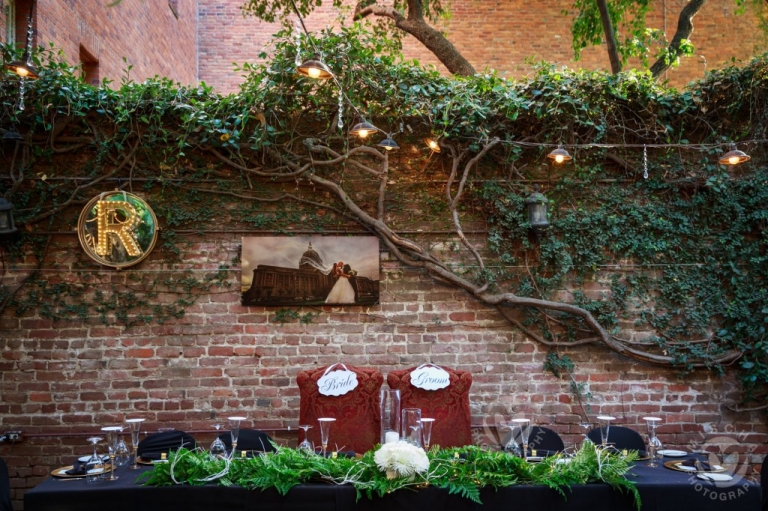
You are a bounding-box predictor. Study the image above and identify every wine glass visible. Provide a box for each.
[596,416,615,446]
[511,418,530,458]
[114,427,131,467]
[126,418,145,470]
[420,418,435,450]
[228,416,246,458]
[85,436,104,484]
[101,426,122,481]
[318,418,335,457]
[578,420,592,446]
[209,423,227,459]
[297,424,314,453]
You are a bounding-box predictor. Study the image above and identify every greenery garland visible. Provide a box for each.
[138,443,640,507]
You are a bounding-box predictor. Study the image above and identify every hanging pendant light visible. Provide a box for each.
[426,138,441,153]
[5,0,39,80]
[350,118,378,138]
[0,198,18,236]
[718,144,750,165]
[377,136,399,151]
[296,55,333,79]
[2,127,23,142]
[547,145,572,164]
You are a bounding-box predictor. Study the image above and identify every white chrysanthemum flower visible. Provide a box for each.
[374,441,429,478]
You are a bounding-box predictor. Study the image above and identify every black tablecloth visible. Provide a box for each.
[24,463,762,511]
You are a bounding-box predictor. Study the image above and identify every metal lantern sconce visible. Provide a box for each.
[296,55,333,80]
[426,138,441,153]
[377,136,399,151]
[547,145,572,164]
[5,0,39,79]
[718,144,750,165]
[350,118,378,138]
[525,184,549,238]
[0,198,18,236]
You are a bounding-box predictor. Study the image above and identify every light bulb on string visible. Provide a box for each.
[718,144,750,165]
[546,145,572,164]
[426,138,441,153]
[350,118,378,139]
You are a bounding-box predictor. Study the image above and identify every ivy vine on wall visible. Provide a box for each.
[0,25,766,408]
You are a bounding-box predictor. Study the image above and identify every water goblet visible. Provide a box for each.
[228,416,247,458]
[596,416,615,446]
[420,418,435,450]
[126,418,145,469]
[209,423,227,459]
[401,408,422,447]
[113,427,131,467]
[101,426,123,481]
[642,416,662,467]
[85,436,104,484]
[298,424,314,453]
[511,418,530,458]
[318,418,336,457]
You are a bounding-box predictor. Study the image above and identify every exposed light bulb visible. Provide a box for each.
[383,145,394,151]
[555,154,564,163]
[358,129,370,138]
[428,140,438,150]
[307,67,321,79]
[728,156,739,165]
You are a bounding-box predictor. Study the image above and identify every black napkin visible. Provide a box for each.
[681,458,713,471]
[137,431,196,461]
[64,461,98,475]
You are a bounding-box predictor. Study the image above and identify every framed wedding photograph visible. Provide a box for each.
[241,236,380,306]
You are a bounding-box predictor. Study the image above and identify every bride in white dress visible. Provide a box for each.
[325,261,356,304]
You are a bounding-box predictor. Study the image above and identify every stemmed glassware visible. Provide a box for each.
[596,416,615,446]
[114,427,131,467]
[578,420,592,447]
[643,416,662,467]
[420,418,434,450]
[318,418,335,457]
[85,436,104,484]
[126,418,145,470]
[101,426,122,481]
[401,408,422,447]
[228,416,246,458]
[298,424,313,453]
[511,418,531,458]
[209,423,227,459]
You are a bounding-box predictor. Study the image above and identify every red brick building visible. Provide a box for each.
[1,0,766,91]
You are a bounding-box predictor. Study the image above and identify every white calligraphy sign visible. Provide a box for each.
[410,364,450,391]
[317,364,358,396]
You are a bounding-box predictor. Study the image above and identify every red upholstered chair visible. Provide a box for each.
[297,365,383,454]
[386,365,472,448]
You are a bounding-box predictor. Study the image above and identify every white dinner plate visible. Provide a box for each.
[674,464,697,472]
[658,450,687,457]
[697,473,733,482]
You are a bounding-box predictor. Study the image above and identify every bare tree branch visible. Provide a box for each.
[650,0,708,78]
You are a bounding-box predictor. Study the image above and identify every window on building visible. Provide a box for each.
[14,0,33,48]
[5,0,16,45]
[79,45,99,86]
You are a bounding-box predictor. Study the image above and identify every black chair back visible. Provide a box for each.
[501,426,565,455]
[0,456,12,511]
[218,429,276,453]
[137,430,197,460]
[587,425,645,451]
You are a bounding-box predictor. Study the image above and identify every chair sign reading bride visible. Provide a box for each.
[317,364,359,396]
[410,364,451,391]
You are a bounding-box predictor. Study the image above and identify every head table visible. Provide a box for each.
[24,461,761,511]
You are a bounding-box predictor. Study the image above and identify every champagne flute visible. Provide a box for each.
[126,418,145,470]
[85,436,104,484]
[511,418,530,458]
[318,418,335,457]
[228,416,246,458]
[420,418,435,450]
[298,424,313,453]
[101,426,122,481]
[642,417,662,467]
[596,416,615,446]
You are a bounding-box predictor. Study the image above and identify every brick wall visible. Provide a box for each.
[7,0,197,85]
[1,229,766,507]
[199,0,768,93]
